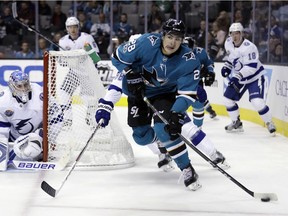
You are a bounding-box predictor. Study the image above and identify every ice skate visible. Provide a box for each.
[210,151,230,169]
[158,153,174,172]
[206,106,217,119]
[209,110,217,119]
[182,164,201,191]
[225,118,244,132]
[266,121,276,136]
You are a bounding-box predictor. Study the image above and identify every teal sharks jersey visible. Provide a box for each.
[111,33,201,112]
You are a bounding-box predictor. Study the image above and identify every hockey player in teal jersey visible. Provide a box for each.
[96,19,227,190]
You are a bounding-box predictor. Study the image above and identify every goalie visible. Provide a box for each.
[0,71,44,170]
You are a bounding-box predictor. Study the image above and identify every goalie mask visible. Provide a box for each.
[8,70,32,104]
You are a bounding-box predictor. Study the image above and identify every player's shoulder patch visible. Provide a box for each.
[39,93,43,101]
[183,51,196,61]
[147,34,159,46]
[243,41,250,46]
[4,109,14,117]
[0,91,4,97]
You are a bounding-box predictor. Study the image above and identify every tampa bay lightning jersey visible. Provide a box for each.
[224,37,265,84]
[0,83,43,142]
[112,33,201,105]
[59,32,99,52]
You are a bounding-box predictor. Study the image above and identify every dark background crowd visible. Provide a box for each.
[0,0,287,64]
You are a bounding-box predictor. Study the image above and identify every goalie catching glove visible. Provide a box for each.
[13,130,43,160]
[95,98,114,127]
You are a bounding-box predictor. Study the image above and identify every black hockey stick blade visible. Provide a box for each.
[254,192,278,201]
[41,181,57,197]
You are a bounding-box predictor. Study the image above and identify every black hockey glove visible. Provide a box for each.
[124,67,145,98]
[165,111,185,141]
[204,72,215,86]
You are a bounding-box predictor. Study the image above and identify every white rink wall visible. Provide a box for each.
[0,59,287,137]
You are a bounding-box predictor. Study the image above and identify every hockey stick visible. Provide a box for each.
[143,96,278,202]
[41,119,104,197]
[11,1,63,50]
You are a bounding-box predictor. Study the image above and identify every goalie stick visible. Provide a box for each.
[41,119,104,197]
[12,1,63,50]
[143,96,278,202]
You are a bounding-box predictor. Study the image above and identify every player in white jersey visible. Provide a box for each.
[58,17,101,128]
[221,22,276,134]
[59,17,99,53]
[0,71,44,170]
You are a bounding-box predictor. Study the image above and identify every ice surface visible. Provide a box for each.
[1,107,287,216]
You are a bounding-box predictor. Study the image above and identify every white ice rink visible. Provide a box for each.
[1,106,288,216]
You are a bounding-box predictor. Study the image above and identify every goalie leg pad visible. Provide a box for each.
[0,140,8,171]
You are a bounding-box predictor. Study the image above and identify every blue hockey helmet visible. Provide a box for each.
[162,19,186,38]
[8,70,32,103]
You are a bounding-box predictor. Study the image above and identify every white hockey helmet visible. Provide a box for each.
[8,70,32,103]
[65,16,79,29]
[229,22,244,35]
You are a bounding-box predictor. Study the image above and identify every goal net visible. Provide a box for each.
[42,50,135,169]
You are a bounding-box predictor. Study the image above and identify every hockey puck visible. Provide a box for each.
[261,197,270,202]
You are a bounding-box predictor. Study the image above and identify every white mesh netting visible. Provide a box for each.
[45,49,134,169]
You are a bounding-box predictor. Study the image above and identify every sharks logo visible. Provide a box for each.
[195,47,203,54]
[142,66,168,87]
[15,118,34,135]
[183,51,196,61]
[147,35,159,46]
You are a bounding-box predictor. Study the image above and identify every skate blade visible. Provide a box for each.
[213,161,231,170]
[161,163,175,172]
[226,128,244,133]
[187,180,202,191]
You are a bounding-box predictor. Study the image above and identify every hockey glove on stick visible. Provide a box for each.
[221,61,233,77]
[228,72,243,93]
[95,98,114,127]
[165,111,185,141]
[124,67,145,99]
[224,73,243,100]
[204,72,215,86]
